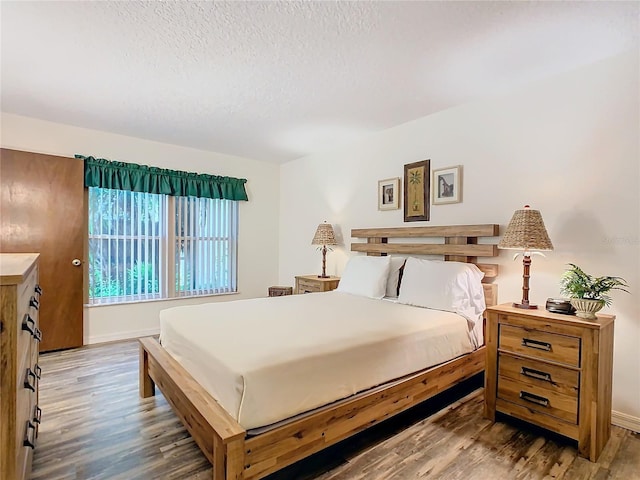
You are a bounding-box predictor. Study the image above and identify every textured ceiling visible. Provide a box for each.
[1,1,638,164]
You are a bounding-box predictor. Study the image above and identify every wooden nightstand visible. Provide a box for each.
[294,275,340,294]
[484,303,615,461]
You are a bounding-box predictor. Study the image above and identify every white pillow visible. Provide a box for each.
[337,255,391,299]
[386,257,407,297]
[397,257,486,324]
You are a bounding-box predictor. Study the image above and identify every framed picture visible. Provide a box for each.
[432,165,462,205]
[378,177,400,210]
[403,159,430,222]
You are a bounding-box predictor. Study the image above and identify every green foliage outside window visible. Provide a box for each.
[88,188,163,300]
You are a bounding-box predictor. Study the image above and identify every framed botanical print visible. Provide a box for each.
[432,165,462,205]
[378,177,400,210]
[403,160,430,222]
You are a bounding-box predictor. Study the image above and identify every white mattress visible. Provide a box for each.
[159,291,475,430]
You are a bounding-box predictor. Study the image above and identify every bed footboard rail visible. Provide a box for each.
[242,347,485,480]
[139,337,246,480]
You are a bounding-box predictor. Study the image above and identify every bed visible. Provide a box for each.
[139,224,499,480]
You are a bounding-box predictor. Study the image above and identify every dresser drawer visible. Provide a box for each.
[17,286,39,380]
[497,375,578,424]
[498,354,579,398]
[17,314,35,383]
[31,338,40,373]
[17,420,36,480]
[32,403,42,439]
[16,373,35,452]
[297,280,322,293]
[499,323,581,367]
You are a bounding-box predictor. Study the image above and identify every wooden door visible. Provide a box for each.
[0,149,85,351]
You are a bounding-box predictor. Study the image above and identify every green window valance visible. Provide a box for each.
[77,155,248,201]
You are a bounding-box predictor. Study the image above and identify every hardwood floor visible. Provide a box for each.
[31,340,639,480]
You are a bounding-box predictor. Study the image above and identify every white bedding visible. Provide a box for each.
[159,291,476,430]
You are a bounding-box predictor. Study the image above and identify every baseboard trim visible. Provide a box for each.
[86,328,160,345]
[612,410,640,433]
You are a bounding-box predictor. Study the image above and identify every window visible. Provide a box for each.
[88,187,238,305]
[174,195,238,297]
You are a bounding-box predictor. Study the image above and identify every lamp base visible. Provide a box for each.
[513,302,538,309]
[318,274,330,279]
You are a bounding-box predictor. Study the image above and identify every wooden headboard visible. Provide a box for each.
[351,224,500,306]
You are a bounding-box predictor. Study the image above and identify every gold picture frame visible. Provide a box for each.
[403,160,430,222]
[378,177,400,210]
[432,165,462,205]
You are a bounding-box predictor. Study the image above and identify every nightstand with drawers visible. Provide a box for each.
[294,275,340,294]
[484,303,615,462]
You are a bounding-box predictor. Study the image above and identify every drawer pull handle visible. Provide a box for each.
[519,390,549,408]
[521,338,552,351]
[34,363,42,380]
[22,314,36,336]
[23,421,37,449]
[33,405,42,424]
[24,368,37,392]
[35,284,43,296]
[29,296,40,310]
[34,328,43,342]
[521,366,552,383]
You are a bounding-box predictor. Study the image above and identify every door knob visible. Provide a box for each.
[72,259,82,267]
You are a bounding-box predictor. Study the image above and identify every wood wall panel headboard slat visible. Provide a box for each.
[352,224,499,238]
[476,264,499,280]
[351,243,497,257]
[483,284,498,307]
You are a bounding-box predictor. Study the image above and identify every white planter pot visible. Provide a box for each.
[570,298,605,320]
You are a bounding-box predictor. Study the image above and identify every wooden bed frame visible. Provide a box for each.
[139,224,499,480]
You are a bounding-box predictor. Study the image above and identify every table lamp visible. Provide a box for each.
[311,222,337,278]
[498,205,553,309]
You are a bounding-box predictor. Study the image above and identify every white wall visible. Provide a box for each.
[279,51,640,421]
[1,113,281,344]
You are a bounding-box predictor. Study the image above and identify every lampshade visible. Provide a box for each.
[311,223,337,246]
[498,206,553,251]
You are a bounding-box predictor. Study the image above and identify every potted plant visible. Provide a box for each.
[560,263,629,319]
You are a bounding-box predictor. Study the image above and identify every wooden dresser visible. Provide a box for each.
[1,253,42,480]
[484,303,614,461]
[294,275,340,294]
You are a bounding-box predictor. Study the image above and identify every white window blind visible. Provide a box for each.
[175,196,238,296]
[88,187,238,305]
[88,188,166,304]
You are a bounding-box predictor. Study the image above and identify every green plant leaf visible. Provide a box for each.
[560,263,629,306]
